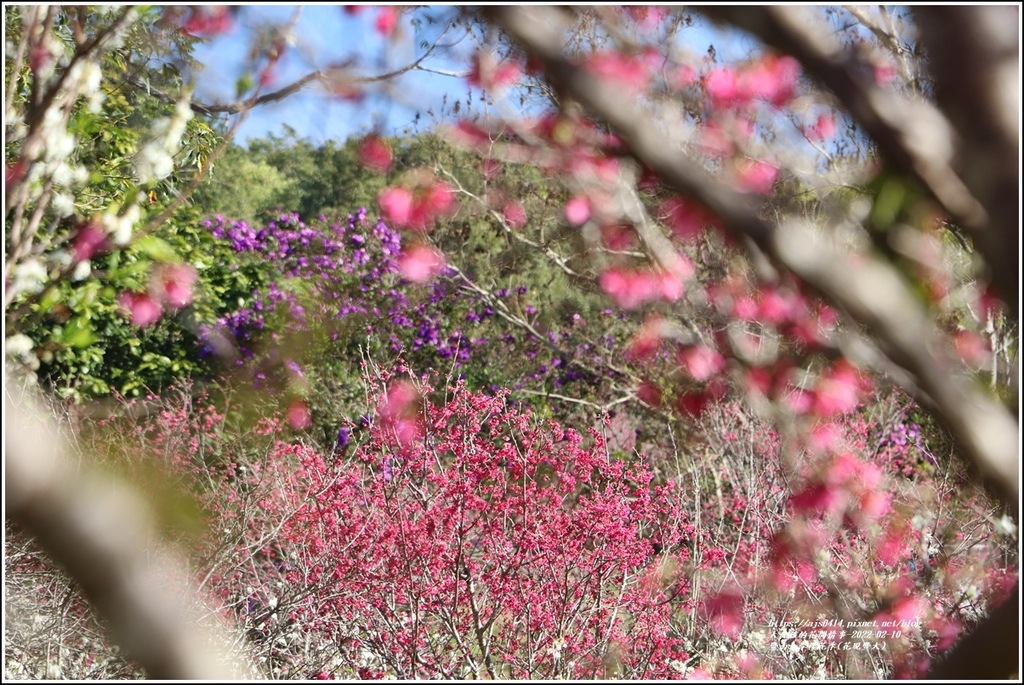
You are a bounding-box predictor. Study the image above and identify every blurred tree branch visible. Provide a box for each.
[4,376,257,680]
[487,5,1019,677]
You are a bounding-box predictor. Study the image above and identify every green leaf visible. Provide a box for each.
[38,287,62,314]
[236,73,255,97]
[62,316,97,348]
[134,234,180,263]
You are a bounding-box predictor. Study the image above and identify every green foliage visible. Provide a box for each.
[190,144,296,223]
[194,126,389,220]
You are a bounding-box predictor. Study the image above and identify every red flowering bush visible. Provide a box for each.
[233,379,695,679]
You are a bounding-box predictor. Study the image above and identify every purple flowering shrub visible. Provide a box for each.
[198,209,652,446]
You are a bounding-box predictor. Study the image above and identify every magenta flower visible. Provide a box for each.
[503,201,527,228]
[72,222,108,262]
[564,196,591,226]
[378,187,413,227]
[359,135,393,173]
[375,6,399,36]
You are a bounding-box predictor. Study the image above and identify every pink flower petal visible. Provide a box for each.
[375,6,399,36]
[378,380,423,446]
[503,201,527,228]
[118,292,163,328]
[154,263,197,309]
[706,67,742,108]
[735,159,780,194]
[703,590,745,640]
[287,399,312,430]
[807,113,837,141]
[359,135,393,173]
[378,187,413,227]
[72,223,107,262]
[677,344,725,381]
[397,243,445,284]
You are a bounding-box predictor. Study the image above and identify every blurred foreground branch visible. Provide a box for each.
[489,5,1020,679]
[4,373,259,680]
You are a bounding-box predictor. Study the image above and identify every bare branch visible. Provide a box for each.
[176,34,457,116]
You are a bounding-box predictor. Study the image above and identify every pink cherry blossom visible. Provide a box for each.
[287,399,312,430]
[377,380,423,446]
[658,196,708,241]
[733,295,759,320]
[757,289,791,324]
[806,113,837,141]
[814,360,865,416]
[953,330,991,366]
[873,61,897,85]
[622,6,666,30]
[601,223,636,250]
[585,51,651,92]
[375,6,399,37]
[677,344,725,382]
[636,380,663,407]
[745,55,800,106]
[735,159,780,194]
[705,67,742,108]
[72,222,108,262]
[789,482,845,516]
[929,617,962,651]
[858,489,892,524]
[468,52,521,92]
[876,526,910,567]
[420,181,455,218]
[657,268,684,302]
[181,6,233,37]
[703,590,745,640]
[481,158,502,180]
[625,315,665,362]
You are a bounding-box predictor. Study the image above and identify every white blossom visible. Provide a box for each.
[39,105,77,166]
[134,99,193,184]
[993,514,1017,537]
[134,142,174,183]
[11,259,48,297]
[72,260,91,281]
[52,192,75,217]
[104,204,141,245]
[5,333,36,360]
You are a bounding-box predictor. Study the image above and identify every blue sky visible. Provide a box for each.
[189,6,754,147]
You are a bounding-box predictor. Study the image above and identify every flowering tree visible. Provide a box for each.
[5,5,1019,680]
